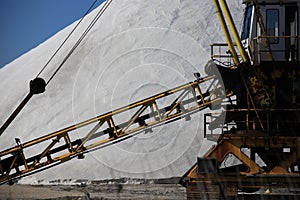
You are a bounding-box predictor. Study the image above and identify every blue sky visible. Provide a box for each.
[0,0,105,68]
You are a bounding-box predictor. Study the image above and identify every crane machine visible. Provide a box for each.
[180,0,300,199]
[0,0,300,199]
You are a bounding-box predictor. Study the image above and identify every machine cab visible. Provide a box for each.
[241,0,299,64]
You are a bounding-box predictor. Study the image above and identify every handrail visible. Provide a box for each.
[251,35,300,64]
[210,43,243,66]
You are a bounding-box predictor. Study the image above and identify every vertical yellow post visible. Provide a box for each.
[212,0,240,65]
[219,0,250,63]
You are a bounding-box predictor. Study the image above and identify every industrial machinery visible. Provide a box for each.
[180,0,300,199]
[1,0,300,199]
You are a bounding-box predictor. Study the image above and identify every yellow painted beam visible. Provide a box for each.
[212,0,240,65]
[219,0,249,63]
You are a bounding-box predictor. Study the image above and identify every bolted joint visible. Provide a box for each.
[30,77,46,95]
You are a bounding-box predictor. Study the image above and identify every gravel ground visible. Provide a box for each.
[0,183,187,200]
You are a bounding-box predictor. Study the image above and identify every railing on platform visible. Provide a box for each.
[210,43,243,67]
[251,36,300,64]
[204,109,300,140]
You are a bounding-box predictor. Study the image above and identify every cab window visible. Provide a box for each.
[241,5,253,40]
[266,9,279,43]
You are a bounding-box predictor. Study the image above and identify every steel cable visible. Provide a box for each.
[36,0,101,78]
[0,0,112,136]
[46,0,113,85]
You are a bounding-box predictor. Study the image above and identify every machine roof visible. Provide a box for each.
[243,0,299,3]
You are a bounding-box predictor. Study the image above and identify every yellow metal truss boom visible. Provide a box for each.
[0,75,229,185]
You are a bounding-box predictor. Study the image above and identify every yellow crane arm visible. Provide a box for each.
[0,75,231,185]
